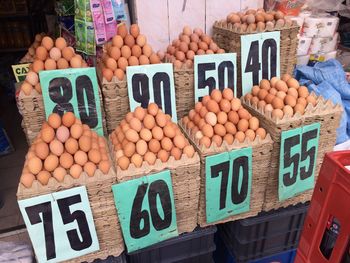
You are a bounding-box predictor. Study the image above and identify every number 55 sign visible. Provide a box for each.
[279,123,320,201]
[241,31,280,95]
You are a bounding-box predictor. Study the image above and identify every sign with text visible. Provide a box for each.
[18,186,99,263]
[112,170,178,252]
[194,53,237,102]
[205,147,252,223]
[279,122,320,201]
[241,31,280,95]
[12,63,30,82]
[39,67,103,135]
[126,63,177,121]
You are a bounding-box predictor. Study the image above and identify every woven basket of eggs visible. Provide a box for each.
[242,75,343,211]
[164,26,225,120]
[16,36,108,145]
[97,23,163,134]
[109,103,201,234]
[17,113,125,261]
[212,8,300,90]
[179,88,273,227]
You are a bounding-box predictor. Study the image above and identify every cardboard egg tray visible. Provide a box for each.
[242,95,343,211]
[17,165,125,262]
[109,137,201,235]
[212,20,300,89]
[179,120,274,227]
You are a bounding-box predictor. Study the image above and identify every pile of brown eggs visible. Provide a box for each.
[20,113,112,188]
[182,88,267,148]
[110,103,195,171]
[165,26,225,69]
[101,23,162,82]
[244,74,317,120]
[20,33,46,63]
[20,36,87,96]
[225,8,294,33]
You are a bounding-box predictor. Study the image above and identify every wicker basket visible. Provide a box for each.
[17,168,125,262]
[179,121,273,227]
[174,68,194,119]
[113,142,201,235]
[213,20,300,90]
[242,96,343,211]
[17,88,108,145]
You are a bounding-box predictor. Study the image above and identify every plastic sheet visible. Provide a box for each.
[0,241,33,263]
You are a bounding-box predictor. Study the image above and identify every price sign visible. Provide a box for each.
[12,63,30,82]
[241,31,280,95]
[279,123,320,201]
[39,68,103,135]
[205,147,252,223]
[194,53,237,102]
[112,170,178,252]
[126,63,177,121]
[18,186,99,263]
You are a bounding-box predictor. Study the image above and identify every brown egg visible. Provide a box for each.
[25,71,38,86]
[48,113,61,129]
[276,91,286,100]
[139,55,150,65]
[260,79,270,90]
[124,35,136,48]
[136,34,146,47]
[272,97,284,110]
[44,154,59,172]
[35,46,48,60]
[138,129,151,143]
[35,142,49,160]
[128,56,139,66]
[287,78,299,89]
[189,42,198,53]
[207,100,220,113]
[70,124,83,139]
[214,124,226,136]
[228,111,239,124]
[57,58,69,69]
[298,86,309,98]
[224,133,234,145]
[224,121,236,134]
[105,57,117,70]
[287,88,298,99]
[275,80,288,92]
[216,112,227,125]
[198,136,210,148]
[134,140,147,156]
[257,89,268,100]
[163,124,176,138]
[306,95,317,107]
[143,152,155,165]
[44,58,56,70]
[219,99,230,113]
[41,126,55,143]
[62,47,74,61]
[222,88,234,100]
[245,129,256,141]
[235,131,246,143]
[55,37,67,50]
[283,105,294,117]
[61,112,75,128]
[109,46,121,60]
[73,150,87,166]
[113,68,124,81]
[50,139,64,156]
[149,139,161,153]
[78,135,91,152]
[70,56,82,68]
[264,93,274,104]
[42,36,54,50]
[269,87,278,95]
[156,150,168,162]
[151,126,163,141]
[294,103,305,115]
[49,47,62,61]
[130,24,140,38]
[99,160,111,174]
[87,149,101,164]
[112,35,124,48]
[284,95,297,107]
[59,152,73,169]
[130,45,142,58]
[21,82,33,95]
[231,98,241,111]
[270,77,279,88]
[171,147,182,160]
[202,124,214,138]
[102,68,113,81]
[117,156,130,170]
[120,46,131,59]
[32,60,44,73]
[52,166,66,182]
[69,164,82,179]
[249,117,259,131]
[20,172,35,188]
[143,44,153,57]
[83,162,96,177]
[255,127,266,139]
[27,157,42,175]
[65,138,79,154]
[146,103,158,116]
[281,73,292,82]
[150,53,160,64]
[131,153,143,167]
[37,170,51,185]
[123,142,135,157]
[211,135,221,147]
[238,108,250,120]
[237,119,249,132]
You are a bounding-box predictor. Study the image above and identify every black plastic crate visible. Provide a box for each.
[88,253,127,263]
[218,203,309,262]
[127,226,217,263]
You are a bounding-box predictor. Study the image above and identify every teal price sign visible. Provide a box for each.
[205,147,252,223]
[194,53,237,102]
[279,122,321,201]
[126,63,177,121]
[39,67,103,135]
[18,186,99,263]
[112,170,178,252]
[241,31,280,96]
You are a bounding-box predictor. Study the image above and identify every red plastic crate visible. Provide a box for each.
[295,151,350,263]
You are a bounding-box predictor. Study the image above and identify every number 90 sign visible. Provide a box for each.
[39,68,103,135]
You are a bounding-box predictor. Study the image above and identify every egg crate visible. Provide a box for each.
[17,154,125,262]
[17,84,108,145]
[212,20,300,88]
[241,95,343,211]
[178,120,273,227]
[109,137,201,235]
[174,67,195,119]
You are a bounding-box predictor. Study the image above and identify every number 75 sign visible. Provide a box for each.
[241,31,280,96]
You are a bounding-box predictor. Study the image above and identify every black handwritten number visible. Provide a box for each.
[132,73,150,108]
[148,180,172,231]
[300,129,318,180]
[198,62,216,100]
[49,77,74,116]
[262,39,277,79]
[231,156,249,204]
[153,72,172,115]
[25,202,55,260]
[245,40,261,86]
[130,183,150,239]
[130,180,172,239]
[218,61,235,94]
[211,161,230,210]
[57,195,92,251]
[283,135,300,186]
[76,75,98,128]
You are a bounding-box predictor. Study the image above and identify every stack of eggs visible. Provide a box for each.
[165,26,225,69]
[20,33,46,63]
[244,74,317,120]
[225,8,293,33]
[181,88,267,148]
[20,36,88,96]
[20,112,112,188]
[101,23,161,82]
[110,103,195,171]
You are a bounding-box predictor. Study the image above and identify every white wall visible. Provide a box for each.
[133,0,264,52]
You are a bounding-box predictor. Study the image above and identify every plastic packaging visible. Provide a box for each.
[297,35,312,55]
[275,0,305,16]
[303,15,339,38]
[309,33,339,54]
